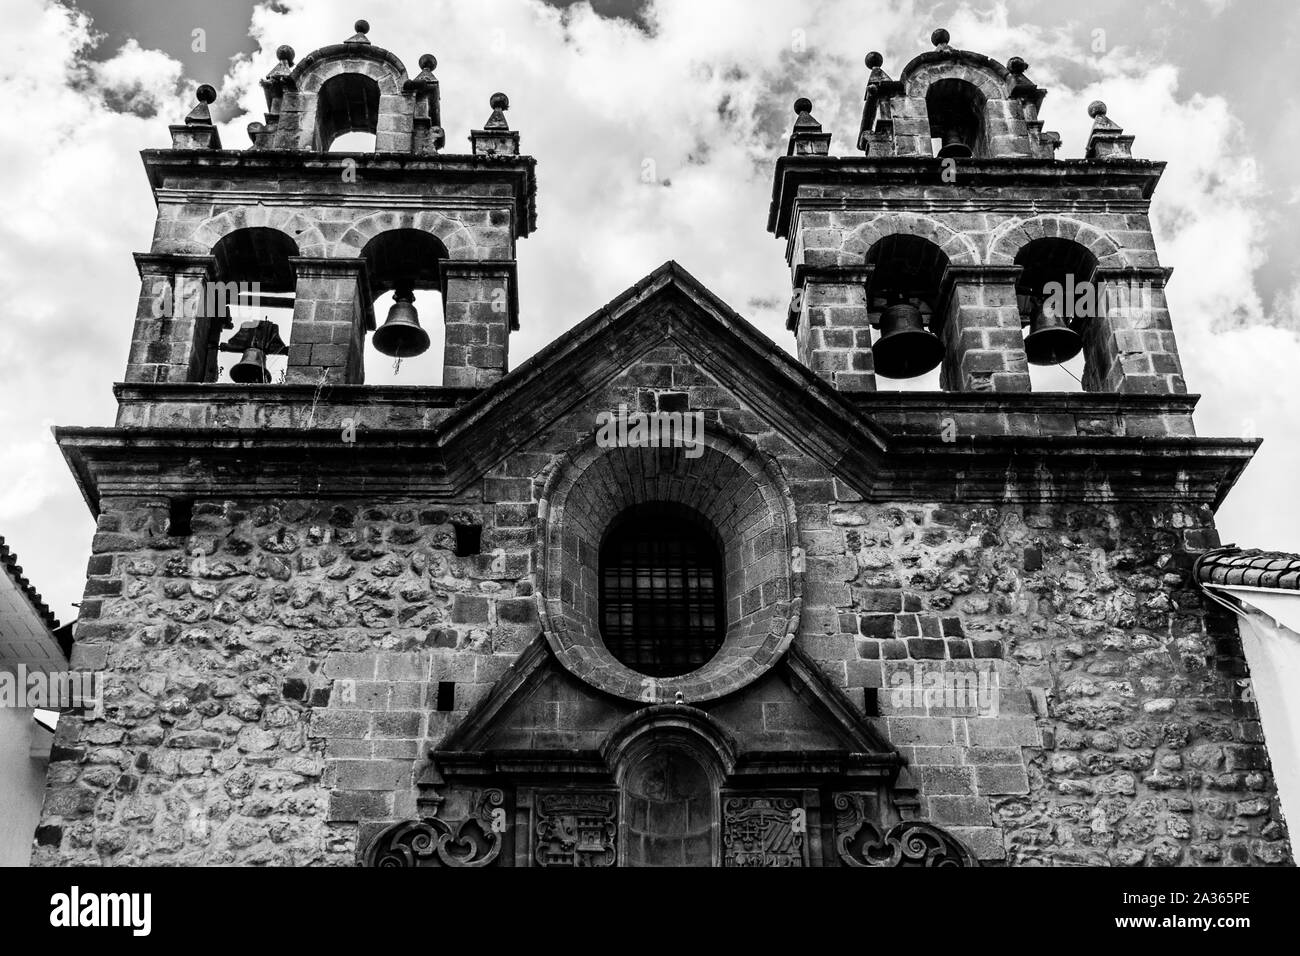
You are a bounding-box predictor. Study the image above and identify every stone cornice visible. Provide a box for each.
[768,156,1166,238]
[55,424,1257,515]
[133,252,216,279]
[141,149,538,237]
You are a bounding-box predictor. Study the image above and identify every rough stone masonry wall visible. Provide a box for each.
[33,486,1294,867]
[804,495,1291,865]
[32,494,537,865]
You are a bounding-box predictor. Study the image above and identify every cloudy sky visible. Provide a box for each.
[2,0,1297,620]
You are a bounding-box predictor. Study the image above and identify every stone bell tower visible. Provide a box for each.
[772,28,1182,401]
[127,18,535,394]
[38,20,538,866]
[759,29,1290,867]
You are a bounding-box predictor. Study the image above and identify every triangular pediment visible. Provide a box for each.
[434,634,899,778]
[431,260,891,496]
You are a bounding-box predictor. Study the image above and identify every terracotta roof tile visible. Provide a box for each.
[1195,547,1300,592]
[0,534,60,632]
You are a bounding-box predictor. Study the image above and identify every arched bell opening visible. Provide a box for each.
[360,229,448,384]
[207,227,300,384]
[865,235,950,388]
[1014,238,1099,391]
[316,72,381,152]
[926,78,987,159]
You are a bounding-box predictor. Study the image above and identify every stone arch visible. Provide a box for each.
[279,41,413,152]
[901,54,1008,103]
[183,207,329,259]
[601,705,738,780]
[987,216,1125,267]
[535,425,803,705]
[333,210,479,260]
[293,48,409,97]
[845,213,979,266]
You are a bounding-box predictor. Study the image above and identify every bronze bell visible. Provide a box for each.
[230,346,271,384]
[936,128,973,159]
[373,287,430,358]
[872,296,944,379]
[1024,296,1083,366]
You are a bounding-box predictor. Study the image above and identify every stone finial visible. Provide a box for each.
[485,92,510,130]
[1088,100,1121,129]
[931,27,951,49]
[793,97,817,128]
[1006,55,1038,100]
[1085,100,1134,161]
[172,84,220,154]
[264,45,295,86]
[406,53,443,153]
[865,51,891,84]
[184,84,217,125]
[470,93,520,156]
[347,19,371,43]
[787,97,831,157]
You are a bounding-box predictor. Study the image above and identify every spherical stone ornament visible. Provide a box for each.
[354,19,370,35]
[865,51,883,68]
[1088,100,1108,118]
[196,84,217,104]
[490,92,509,110]
[276,44,295,64]
[1008,56,1027,75]
[419,53,437,71]
[931,27,950,46]
[793,97,812,115]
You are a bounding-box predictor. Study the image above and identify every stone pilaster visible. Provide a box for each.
[1083,266,1185,394]
[124,253,217,384]
[287,257,373,385]
[791,265,875,391]
[939,265,1031,392]
[440,260,517,388]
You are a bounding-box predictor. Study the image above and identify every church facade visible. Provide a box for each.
[34,21,1292,867]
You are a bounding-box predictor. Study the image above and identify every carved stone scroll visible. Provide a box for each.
[365,789,505,867]
[834,793,978,867]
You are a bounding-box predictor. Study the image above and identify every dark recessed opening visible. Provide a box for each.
[168,498,194,537]
[316,71,381,151]
[436,681,456,712]
[453,523,482,557]
[862,688,879,717]
[599,502,725,678]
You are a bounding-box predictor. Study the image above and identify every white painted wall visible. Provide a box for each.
[0,706,50,866]
[1231,603,1300,830]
